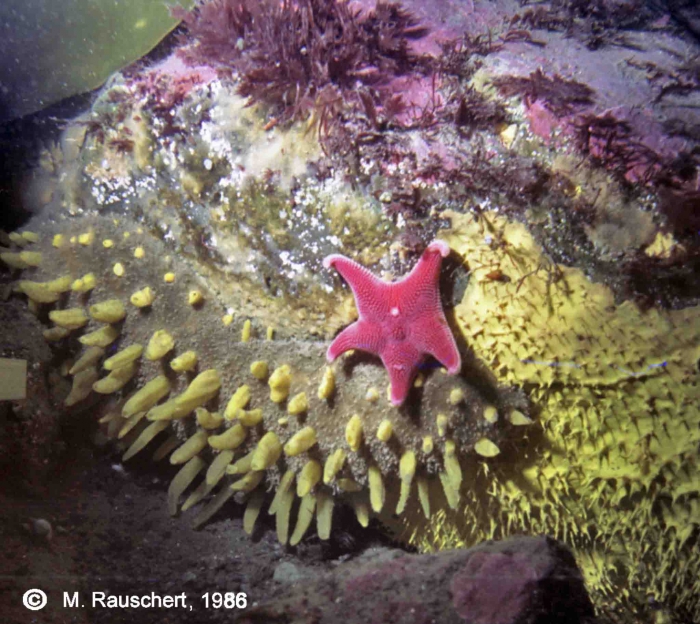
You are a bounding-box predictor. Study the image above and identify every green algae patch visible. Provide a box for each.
[0,0,192,121]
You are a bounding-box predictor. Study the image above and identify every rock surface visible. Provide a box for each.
[240,536,597,624]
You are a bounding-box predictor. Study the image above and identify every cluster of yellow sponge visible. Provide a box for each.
[410,210,700,620]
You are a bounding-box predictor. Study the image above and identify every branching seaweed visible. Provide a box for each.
[492,69,595,117]
[572,112,661,183]
[514,0,662,50]
[175,0,430,123]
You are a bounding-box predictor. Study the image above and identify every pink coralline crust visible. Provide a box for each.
[147,54,218,83]
[127,55,217,120]
[385,74,445,127]
[523,99,560,144]
[324,240,461,406]
[450,552,540,624]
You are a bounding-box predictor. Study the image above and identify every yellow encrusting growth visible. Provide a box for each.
[171,431,209,465]
[25,213,700,619]
[164,272,175,283]
[93,361,137,394]
[130,286,155,308]
[323,449,346,484]
[230,470,264,492]
[122,375,170,417]
[290,493,316,546]
[102,239,114,248]
[297,460,322,497]
[473,438,500,458]
[436,414,449,437]
[268,364,291,403]
[78,232,94,245]
[196,408,223,430]
[49,308,89,330]
[448,387,464,405]
[1,252,29,269]
[317,366,335,400]
[19,251,42,266]
[113,262,125,277]
[8,232,28,247]
[287,392,308,415]
[368,465,385,512]
[69,347,104,375]
[104,344,143,370]
[408,210,700,620]
[43,326,70,341]
[53,234,65,248]
[284,426,317,456]
[397,451,417,515]
[225,385,251,419]
[209,424,247,450]
[365,387,379,402]
[442,439,462,507]
[250,360,268,380]
[188,290,203,306]
[145,329,175,360]
[65,368,98,406]
[222,314,233,326]
[376,419,393,442]
[241,319,252,342]
[170,350,197,372]
[251,432,283,470]
[483,406,498,424]
[78,325,120,348]
[71,273,96,292]
[134,246,145,259]
[508,409,532,426]
[90,299,126,323]
[346,415,363,451]
[227,451,253,475]
[238,408,263,426]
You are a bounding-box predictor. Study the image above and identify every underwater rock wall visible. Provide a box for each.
[2,214,525,548]
[3,1,700,622]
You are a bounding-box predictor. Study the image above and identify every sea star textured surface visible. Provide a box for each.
[324,240,462,406]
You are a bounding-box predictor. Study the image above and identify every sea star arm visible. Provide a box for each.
[397,240,452,314]
[323,254,388,319]
[326,320,385,362]
[380,343,425,405]
[411,314,462,374]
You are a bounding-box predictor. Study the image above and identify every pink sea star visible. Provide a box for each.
[323,240,462,406]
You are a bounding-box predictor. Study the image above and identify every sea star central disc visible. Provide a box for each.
[324,240,462,406]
